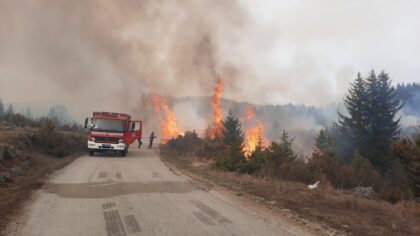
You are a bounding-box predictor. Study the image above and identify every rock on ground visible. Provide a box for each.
[352,186,377,199]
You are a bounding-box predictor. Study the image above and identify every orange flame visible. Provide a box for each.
[207,79,224,140]
[146,92,183,143]
[241,106,267,158]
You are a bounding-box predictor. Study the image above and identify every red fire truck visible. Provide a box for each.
[84,112,142,157]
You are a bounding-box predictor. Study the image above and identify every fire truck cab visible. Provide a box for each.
[84,112,142,157]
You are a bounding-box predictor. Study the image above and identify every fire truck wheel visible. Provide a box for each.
[121,149,127,157]
[88,150,94,156]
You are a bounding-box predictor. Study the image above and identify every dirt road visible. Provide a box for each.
[4,148,314,236]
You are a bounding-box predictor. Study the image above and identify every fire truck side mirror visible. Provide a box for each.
[84,118,88,129]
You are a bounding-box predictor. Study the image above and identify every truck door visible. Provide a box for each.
[127,120,142,144]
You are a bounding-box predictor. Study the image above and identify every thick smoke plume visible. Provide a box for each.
[0,0,247,120]
[1,1,419,152]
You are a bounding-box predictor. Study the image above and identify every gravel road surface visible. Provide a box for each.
[5,148,314,236]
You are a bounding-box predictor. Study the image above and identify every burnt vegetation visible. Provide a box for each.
[161,71,420,202]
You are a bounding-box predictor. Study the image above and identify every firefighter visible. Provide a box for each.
[148,132,157,149]
[137,138,143,149]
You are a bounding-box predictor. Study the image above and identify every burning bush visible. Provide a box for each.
[206,79,224,140]
[146,92,183,143]
[241,106,268,158]
[156,82,417,202]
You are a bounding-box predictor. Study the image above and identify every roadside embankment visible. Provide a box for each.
[160,151,420,236]
[0,123,86,232]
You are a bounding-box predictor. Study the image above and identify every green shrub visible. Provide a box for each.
[3,113,37,127]
[166,131,203,155]
[238,147,267,174]
[30,118,85,157]
[392,137,420,198]
[215,141,245,171]
[278,159,314,183]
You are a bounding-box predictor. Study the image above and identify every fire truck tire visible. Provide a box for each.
[88,150,94,156]
[121,149,127,157]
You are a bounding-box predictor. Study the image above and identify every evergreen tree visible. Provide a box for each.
[338,71,402,173]
[268,130,296,163]
[278,129,296,161]
[265,129,297,177]
[216,110,245,171]
[365,71,401,172]
[338,72,369,156]
[0,98,4,117]
[314,128,336,158]
[222,110,244,146]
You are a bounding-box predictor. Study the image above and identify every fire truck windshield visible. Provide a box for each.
[91,118,125,133]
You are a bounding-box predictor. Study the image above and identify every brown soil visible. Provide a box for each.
[161,155,420,236]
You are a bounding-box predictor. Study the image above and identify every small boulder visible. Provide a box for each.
[352,186,377,199]
[3,145,18,159]
[266,200,277,206]
[0,171,13,187]
[10,166,24,176]
[21,160,31,168]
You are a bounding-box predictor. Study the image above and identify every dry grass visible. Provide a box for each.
[162,155,420,236]
[0,127,84,233]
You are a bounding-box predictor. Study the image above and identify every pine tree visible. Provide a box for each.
[222,110,244,146]
[264,130,297,177]
[314,128,336,158]
[338,72,369,156]
[338,71,402,173]
[279,129,296,161]
[0,98,4,117]
[215,110,245,171]
[365,71,401,172]
[268,130,296,164]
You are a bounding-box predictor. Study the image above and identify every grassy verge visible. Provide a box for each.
[161,153,420,236]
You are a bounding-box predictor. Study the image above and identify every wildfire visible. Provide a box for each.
[241,106,267,158]
[207,79,224,140]
[146,92,183,143]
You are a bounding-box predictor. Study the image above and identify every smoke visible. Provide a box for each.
[1,0,419,146]
[400,91,420,129]
[2,1,419,116]
[0,0,247,120]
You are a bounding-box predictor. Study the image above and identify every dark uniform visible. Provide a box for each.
[148,132,157,149]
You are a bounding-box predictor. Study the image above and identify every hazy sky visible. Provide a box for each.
[0,0,419,118]
[236,0,420,104]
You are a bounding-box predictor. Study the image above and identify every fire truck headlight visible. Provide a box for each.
[118,139,124,143]
[89,137,95,142]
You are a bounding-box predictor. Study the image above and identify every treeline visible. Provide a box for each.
[395,82,420,116]
[0,98,77,129]
[161,70,420,202]
[0,98,85,157]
